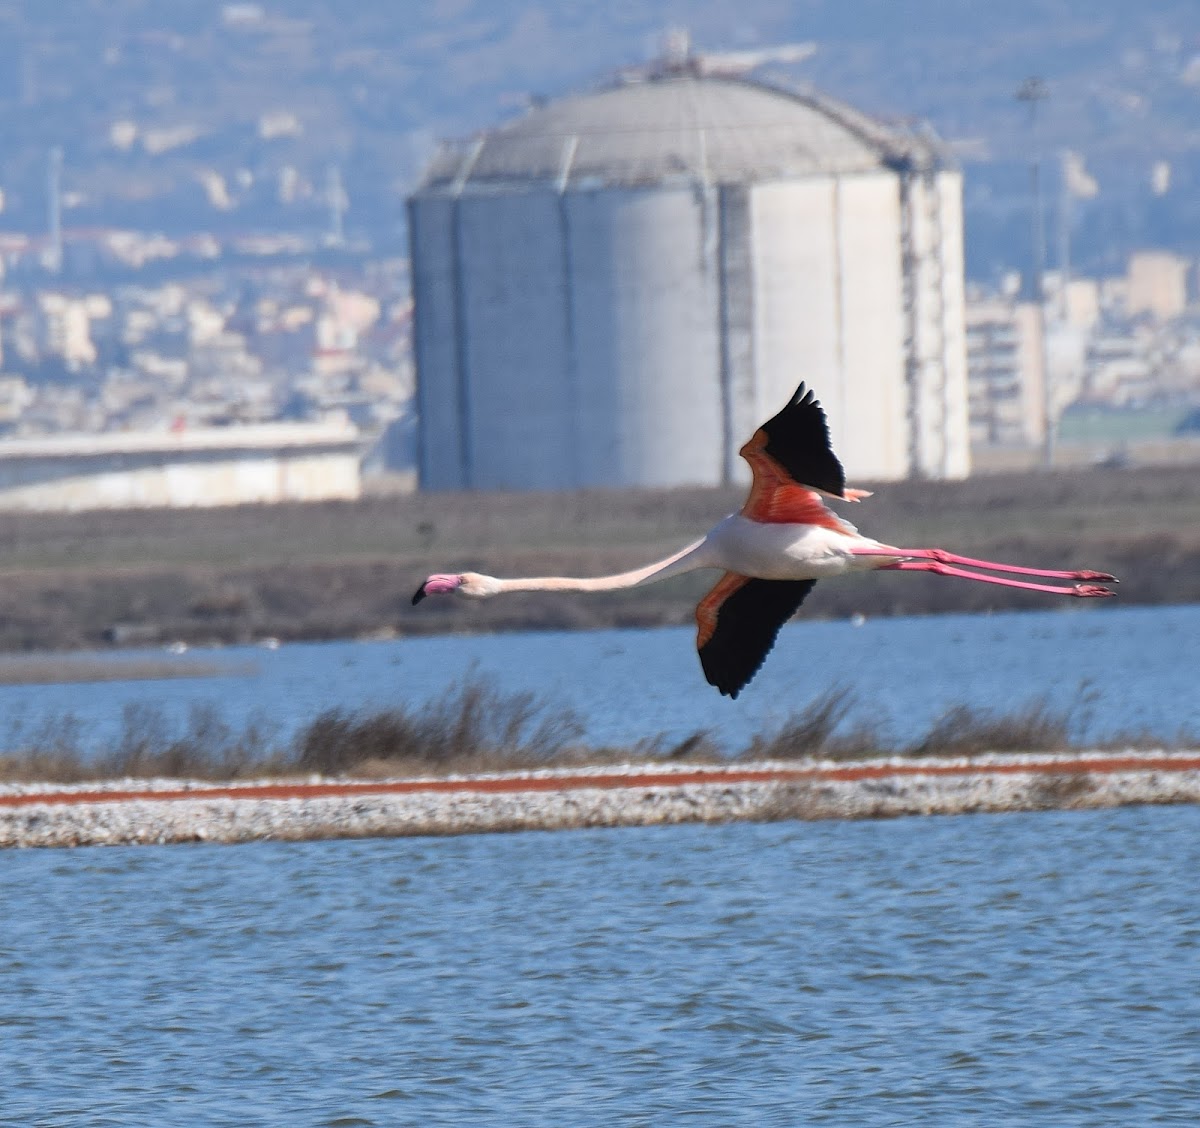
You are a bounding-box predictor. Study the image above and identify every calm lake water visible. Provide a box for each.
[2,806,1198,1125]
[0,603,1197,753]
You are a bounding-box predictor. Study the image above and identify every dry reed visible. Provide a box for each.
[0,676,1192,785]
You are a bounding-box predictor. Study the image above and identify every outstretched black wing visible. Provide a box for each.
[696,576,818,699]
[754,382,846,498]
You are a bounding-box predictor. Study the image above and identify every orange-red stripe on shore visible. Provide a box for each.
[3,756,1199,809]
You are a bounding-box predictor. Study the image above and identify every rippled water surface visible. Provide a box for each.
[0,603,1197,751]
[3,805,1198,1125]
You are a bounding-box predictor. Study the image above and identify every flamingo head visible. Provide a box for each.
[411,572,499,604]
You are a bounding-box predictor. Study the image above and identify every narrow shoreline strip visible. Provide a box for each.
[4,753,1200,809]
[3,753,1199,849]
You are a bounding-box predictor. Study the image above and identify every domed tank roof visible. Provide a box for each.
[415,72,947,194]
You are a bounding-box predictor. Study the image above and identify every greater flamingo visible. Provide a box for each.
[413,383,1117,698]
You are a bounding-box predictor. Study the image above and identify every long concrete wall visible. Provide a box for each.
[0,427,361,511]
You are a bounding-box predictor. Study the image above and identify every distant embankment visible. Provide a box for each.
[0,465,1191,652]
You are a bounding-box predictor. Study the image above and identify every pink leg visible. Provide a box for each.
[880,560,1116,597]
[853,546,1115,583]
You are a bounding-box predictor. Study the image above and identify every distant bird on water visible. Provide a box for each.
[413,383,1117,698]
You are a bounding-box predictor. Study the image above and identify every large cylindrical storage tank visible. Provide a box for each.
[409,65,970,491]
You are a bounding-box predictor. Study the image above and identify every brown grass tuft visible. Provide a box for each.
[0,675,1194,785]
[905,699,1073,757]
[294,676,587,776]
[740,687,886,762]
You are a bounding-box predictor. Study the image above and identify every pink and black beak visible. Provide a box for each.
[412,574,463,605]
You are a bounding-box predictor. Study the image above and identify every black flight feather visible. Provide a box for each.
[698,578,818,699]
[757,382,846,498]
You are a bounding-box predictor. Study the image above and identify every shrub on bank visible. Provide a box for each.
[0,677,1191,785]
[295,678,587,776]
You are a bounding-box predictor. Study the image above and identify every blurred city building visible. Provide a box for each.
[966,251,1200,470]
[1126,251,1190,322]
[0,257,415,507]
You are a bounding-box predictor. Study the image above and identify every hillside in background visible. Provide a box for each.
[1,1,1199,278]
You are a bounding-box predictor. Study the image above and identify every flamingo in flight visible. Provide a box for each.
[413,383,1117,698]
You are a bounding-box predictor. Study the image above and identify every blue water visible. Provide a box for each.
[2,806,1198,1125]
[0,603,1197,753]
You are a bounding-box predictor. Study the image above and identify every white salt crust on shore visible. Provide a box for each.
[2,753,1199,849]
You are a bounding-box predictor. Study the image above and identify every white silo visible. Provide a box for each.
[408,51,970,491]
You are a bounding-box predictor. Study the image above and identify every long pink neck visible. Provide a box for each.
[491,538,710,594]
